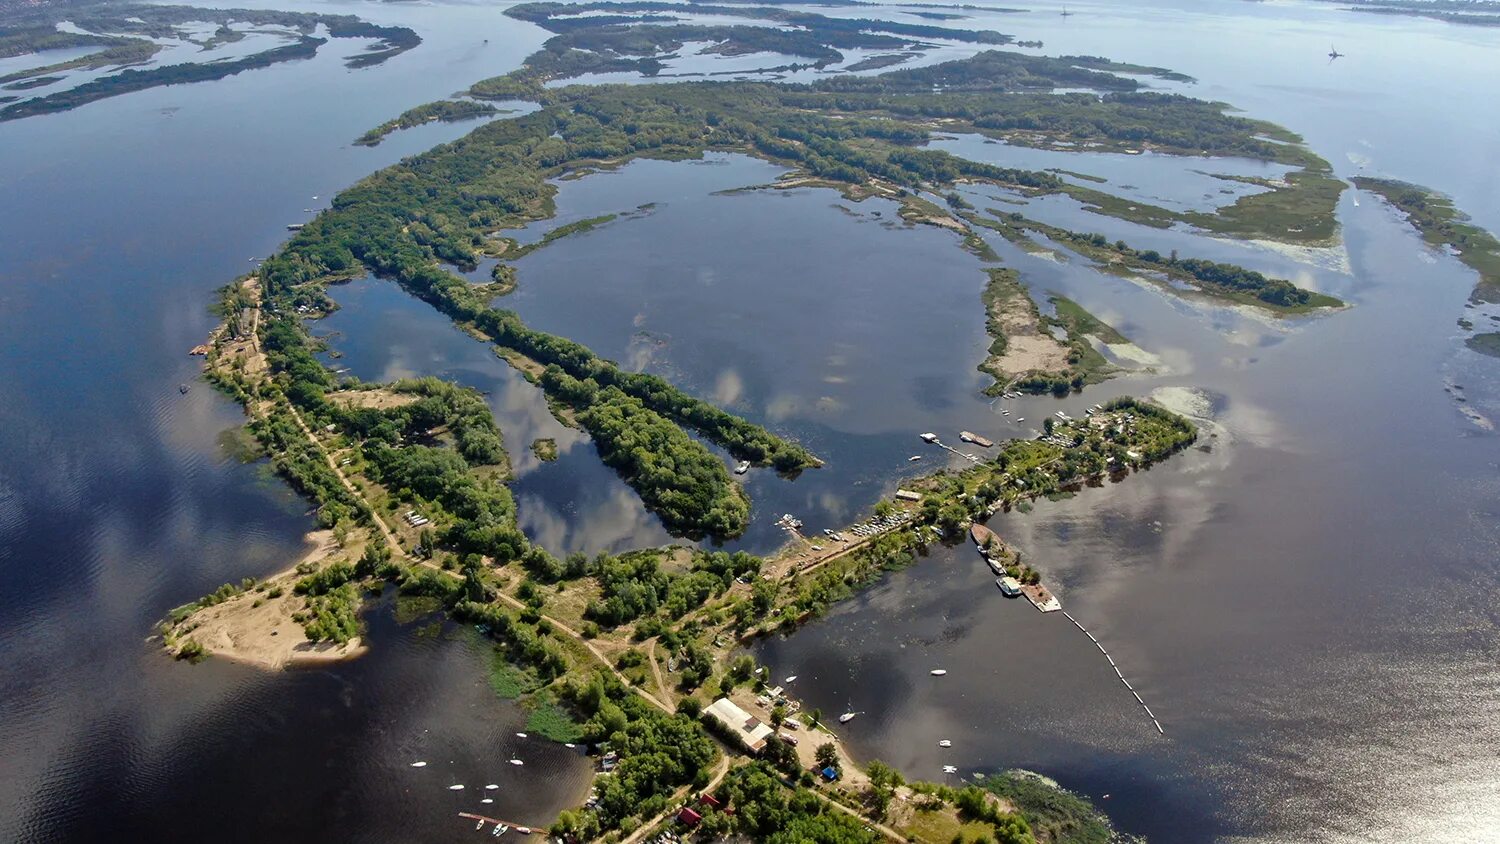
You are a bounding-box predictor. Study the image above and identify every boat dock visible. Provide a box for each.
[458,812,531,834]
[920,433,980,463]
[1062,611,1163,735]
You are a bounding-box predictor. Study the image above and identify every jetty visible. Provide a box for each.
[459,812,532,835]
[1062,611,1163,735]
[920,433,980,464]
[971,523,1061,612]
[960,430,994,448]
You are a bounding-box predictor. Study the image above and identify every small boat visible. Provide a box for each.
[409,761,427,767]
[486,784,499,790]
[286,223,304,231]
[734,460,751,474]
[908,455,922,462]
[509,758,524,766]
[839,712,857,723]
[930,669,947,676]
[785,675,798,683]
[178,383,190,394]
[516,732,528,738]
[1055,411,1068,420]
[517,827,532,835]
[448,784,465,791]
[997,576,1023,597]
[564,743,576,748]
[477,819,486,830]
[986,557,1005,576]
[939,740,952,748]
[494,825,508,837]
[482,798,494,804]
[943,765,959,774]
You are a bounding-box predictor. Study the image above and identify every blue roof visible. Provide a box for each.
[821,766,839,780]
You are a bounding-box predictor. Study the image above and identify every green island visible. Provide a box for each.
[159,6,1369,840]
[1353,177,1500,304]
[977,268,1130,396]
[532,437,560,461]
[0,4,420,122]
[967,209,1344,312]
[355,99,502,147]
[1328,0,1500,27]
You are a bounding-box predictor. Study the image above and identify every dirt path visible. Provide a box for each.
[618,755,732,844]
[646,638,673,706]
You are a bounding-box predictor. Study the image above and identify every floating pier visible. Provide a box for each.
[1063,611,1163,735]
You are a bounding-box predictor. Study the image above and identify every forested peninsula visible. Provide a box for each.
[165,8,1359,841]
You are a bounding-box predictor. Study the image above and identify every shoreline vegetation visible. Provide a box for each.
[967,209,1344,312]
[1353,177,1500,305]
[172,267,1192,842]
[355,99,501,147]
[163,8,1342,840]
[0,4,420,122]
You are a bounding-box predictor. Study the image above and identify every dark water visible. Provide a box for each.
[3,0,1500,842]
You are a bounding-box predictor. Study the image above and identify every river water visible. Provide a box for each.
[1,0,1497,841]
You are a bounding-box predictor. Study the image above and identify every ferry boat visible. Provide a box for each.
[996,576,1023,597]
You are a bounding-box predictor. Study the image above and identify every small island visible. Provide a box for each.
[531,437,559,461]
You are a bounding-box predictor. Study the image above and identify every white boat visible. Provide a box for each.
[448,784,465,791]
[486,784,499,790]
[785,675,798,683]
[477,819,486,830]
[734,460,751,474]
[482,798,494,804]
[939,740,952,748]
[997,576,1023,597]
[516,732,528,738]
[930,669,947,676]
[943,765,959,774]
[494,825,508,837]
[509,758,524,766]
[909,455,922,461]
[410,761,427,767]
[839,712,857,723]
[1055,411,1068,420]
